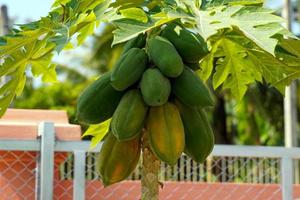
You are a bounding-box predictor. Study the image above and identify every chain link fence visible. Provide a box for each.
[0,151,38,200]
[61,153,283,200]
[1,140,300,200]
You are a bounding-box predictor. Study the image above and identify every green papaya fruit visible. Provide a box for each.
[172,67,214,107]
[186,62,200,70]
[140,68,171,106]
[96,132,141,186]
[76,72,124,124]
[175,99,214,163]
[147,102,185,165]
[122,34,146,53]
[147,36,184,78]
[161,23,209,63]
[111,89,148,141]
[111,48,148,91]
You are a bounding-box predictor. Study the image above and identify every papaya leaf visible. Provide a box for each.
[112,19,153,45]
[52,0,71,8]
[120,8,148,23]
[0,40,40,116]
[198,39,221,81]
[42,64,58,83]
[111,0,145,9]
[94,0,112,20]
[0,65,27,116]
[273,72,300,93]
[195,0,202,8]
[196,5,285,55]
[82,118,111,149]
[279,38,300,58]
[112,10,184,45]
[72,12,97,45]
[0,29,45,58]
[204,32,300,100]
[212,37,261,100]
[15,74,27,96]
[202,0,264,8]
[90,133,106,150]
[0,0,111,117]
[30,40,58,83]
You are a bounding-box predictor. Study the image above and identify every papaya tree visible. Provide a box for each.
[1,0,300,199]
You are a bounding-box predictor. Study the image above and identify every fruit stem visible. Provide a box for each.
[141,129,160,200]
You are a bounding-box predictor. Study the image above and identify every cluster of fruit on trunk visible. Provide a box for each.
[76,23,215,186]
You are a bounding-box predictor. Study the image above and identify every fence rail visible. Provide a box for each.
[0,122,298,200]
[3,139,300,158]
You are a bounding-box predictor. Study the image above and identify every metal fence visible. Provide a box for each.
[0,122,299,200]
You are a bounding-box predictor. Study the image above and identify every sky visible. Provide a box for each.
[1,0,53,24]
[1,0,283,24]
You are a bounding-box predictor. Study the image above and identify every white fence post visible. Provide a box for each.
[281,156,293,200]
[38,122,55,200]
[73,151,86,200]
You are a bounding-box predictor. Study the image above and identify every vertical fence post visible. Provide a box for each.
[37,122,55,200]
[281,156,293,200]
[73,151,86,200]
[282,0,299,184]
[283,0,298,148]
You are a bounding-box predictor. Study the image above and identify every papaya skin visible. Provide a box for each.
[172,67,214,107]
[96,132,141,186]
[111,48,148,91]
[111,89,148,141]
[140,68,171,106]
[175,99,214,163]
[147,36,184,78]
[147,102,185,165]
[161,23,209,63]
[76,72,124,124]
[122,34,146,53]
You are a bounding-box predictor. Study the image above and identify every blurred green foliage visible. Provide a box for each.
[14,78,89,125]
[13,23,123,131]
[234,84,284,146]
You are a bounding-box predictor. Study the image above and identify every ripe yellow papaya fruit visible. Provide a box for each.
[96,132,141,186]
[147,102,185,165]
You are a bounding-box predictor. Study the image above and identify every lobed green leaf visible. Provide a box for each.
[82,118,111,149]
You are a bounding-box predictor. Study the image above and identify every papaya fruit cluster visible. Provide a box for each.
[76,23,215,186]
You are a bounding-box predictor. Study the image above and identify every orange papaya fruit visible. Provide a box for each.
[96,132,141,186]
[147,102,185,165]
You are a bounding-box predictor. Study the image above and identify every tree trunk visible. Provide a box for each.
[213,95,232,144]
[141,132,160,200]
